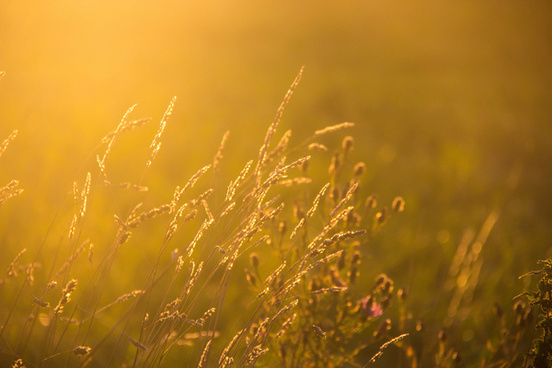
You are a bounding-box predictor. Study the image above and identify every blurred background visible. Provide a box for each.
[1,0,551,363]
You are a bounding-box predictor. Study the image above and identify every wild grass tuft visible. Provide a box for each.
[0,68,545,367]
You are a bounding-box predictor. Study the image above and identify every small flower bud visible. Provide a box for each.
[353,162,366,177]
[383,280,394,295]
[513,300,525,314]
[73,346,91,356]
[311,324,326,339]
[376,208,387,225]
[330,269,347,288]
[342,136,354,152]
[351,251,361,266]
[392,196,405,213]
[329,152,340,175]
[451,350,462,363]
[374,318,391,338]
[365,195,377,210]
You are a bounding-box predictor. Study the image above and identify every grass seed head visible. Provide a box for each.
[0,130,18,160]
[314,122,355,136]
[308,142,328,152]
[72,346,91,356]
[353,162,366,177]
[11,359,25,368]
[392,196,405,213]
[342,135,354,153]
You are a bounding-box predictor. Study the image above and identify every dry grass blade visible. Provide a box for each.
[147,96,176,167]
[198,339,212,368]
[255,67,304,185]
[226,160,253,201]
[264,129,292,165]
[0,130,18,160]
[54,240,90,280]
[314,122,355,136]
[170,165,212,212]
[329,182,358,218]
[289,218,305,241]
[7,248,26,277]
[97,104,137,176]
[101,118,151,143]
[214,130,230,171]
[275,314,296,339]
[365,333,409,366]
[219,328,245,365]
[53,279,78,315]
[0,180,24,206]
[307,183,330,219]
[308,142,328,151]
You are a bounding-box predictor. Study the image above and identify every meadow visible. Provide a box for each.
[1,1,551,367]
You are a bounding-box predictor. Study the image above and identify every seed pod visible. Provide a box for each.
[351,251,361,266]
[365,195,377,210]
[342,136,354,152]
[392,196,405,213]
[250,253,259,270]
[329,152,340,175]
[245,269,257,287]
[374,319,391,338]
[383,279,394,295]
[375,274,388,287]
[73,346,91,356]
[311,325,326,339]
[376,207,387,225]
[354,162,366,177]
[330,269,347,288]
[451,350,462,363]
[397,287,408,302]
[513,300,525,314]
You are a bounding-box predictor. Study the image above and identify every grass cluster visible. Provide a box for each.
[0,69,548,367]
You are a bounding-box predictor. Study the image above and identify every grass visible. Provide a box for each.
[0,68,549,367]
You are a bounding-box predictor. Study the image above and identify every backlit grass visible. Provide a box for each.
[0,69,549,367]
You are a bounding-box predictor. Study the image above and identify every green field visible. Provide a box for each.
[1,1,551,367]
